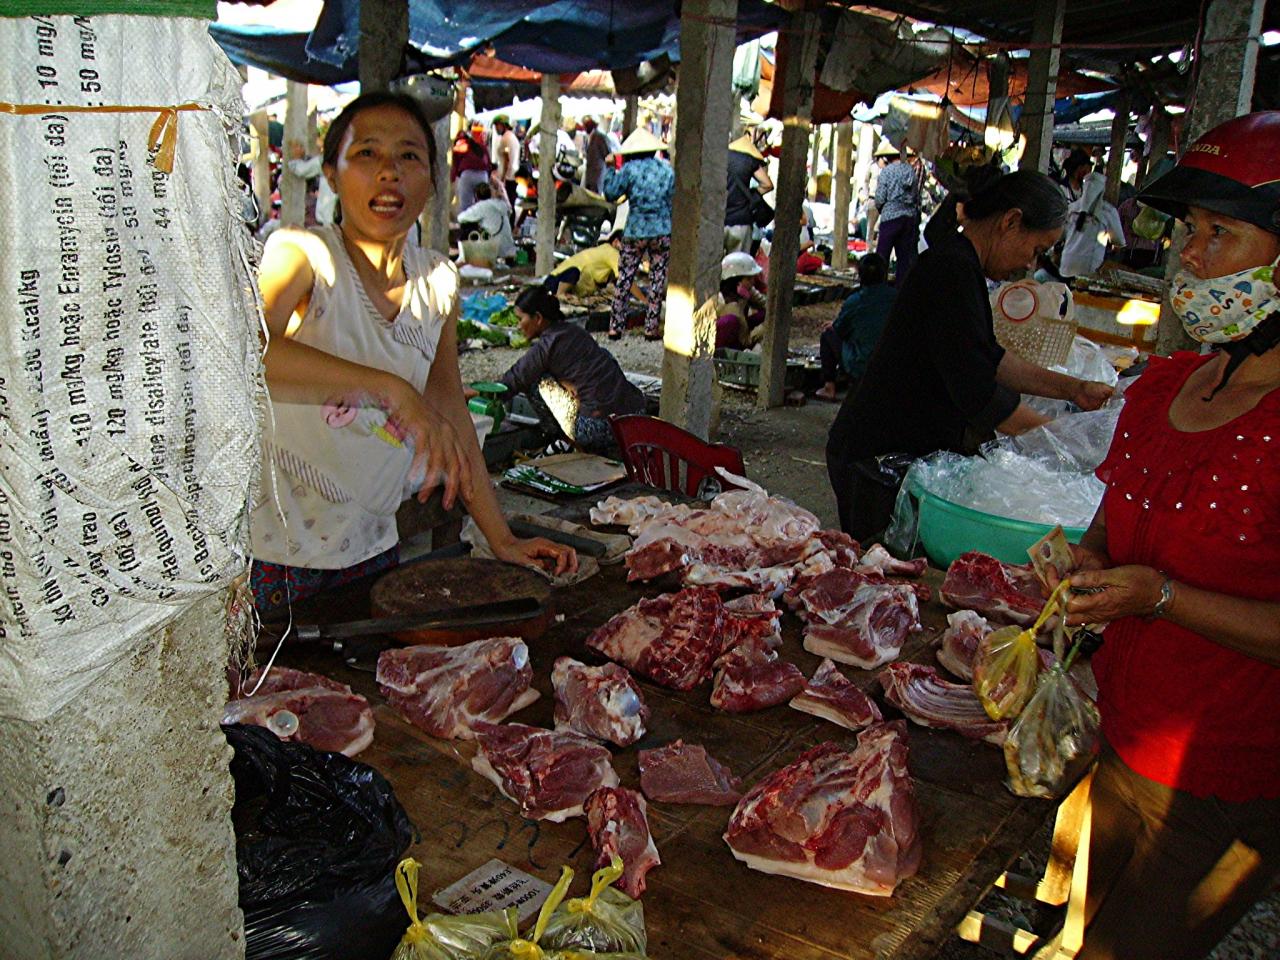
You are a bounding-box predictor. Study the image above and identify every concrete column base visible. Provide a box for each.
[0,588,243,960]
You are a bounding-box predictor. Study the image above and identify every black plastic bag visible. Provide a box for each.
[225,723,416,960]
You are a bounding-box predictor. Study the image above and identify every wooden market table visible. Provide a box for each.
[273,496,1059,960]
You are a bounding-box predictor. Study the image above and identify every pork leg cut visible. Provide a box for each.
[584,787,661,898]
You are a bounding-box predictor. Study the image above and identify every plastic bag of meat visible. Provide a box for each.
[1004,638,1101,799]
[390,858,513,960]
[542,855,648,954]
[480,866,646,959]
[973,580,1069,720]
[552,658,649,747]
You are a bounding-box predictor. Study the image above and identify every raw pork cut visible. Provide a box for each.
[723,722,921,895]
[224,666,375,757]
[942,552,1044,625]
[589,495,681,528]
[552,657,649,747]
[801,583,921,669]
[376,637,539,740]
[584,787,661,898]
[585,587,725,690]
[638,740,742,805]
[936,610,992,681]
[471,722,619,822]
[878,662,1008,745]
[790,659,883,731]
[711,646,806,713]
[856,544,929,578]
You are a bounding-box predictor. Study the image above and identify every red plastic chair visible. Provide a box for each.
[609,415,749,499]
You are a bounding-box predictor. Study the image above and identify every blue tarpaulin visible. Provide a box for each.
[212,0,786,83]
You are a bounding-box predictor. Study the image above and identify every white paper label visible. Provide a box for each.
[432,858,553,924]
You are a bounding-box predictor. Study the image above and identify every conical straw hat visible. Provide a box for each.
[617,128,668,154]
[729,134,764,161]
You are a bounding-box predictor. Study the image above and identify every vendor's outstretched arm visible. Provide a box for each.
[259,233,472,508]
[996,350,1114,410]
[996,402,1051,435]
[425,308,577,576]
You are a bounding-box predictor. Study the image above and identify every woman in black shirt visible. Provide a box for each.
[826,170,1114,541]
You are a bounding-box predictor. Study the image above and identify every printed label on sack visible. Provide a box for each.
[432,858,553,923]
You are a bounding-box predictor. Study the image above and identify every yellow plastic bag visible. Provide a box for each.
[973,580,1070,720]
[392,858,515,960]
[480,866,575,960]
[541,856,647,955]
[1004,633,1101,798]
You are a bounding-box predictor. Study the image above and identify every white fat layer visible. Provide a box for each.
[789,695,865,732]
[724,848,895,896]
[802,632,900,670]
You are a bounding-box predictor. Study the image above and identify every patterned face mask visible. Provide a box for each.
[1170,255,1279,343]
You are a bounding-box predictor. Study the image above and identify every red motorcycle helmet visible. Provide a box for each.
[1138,111,1280,234]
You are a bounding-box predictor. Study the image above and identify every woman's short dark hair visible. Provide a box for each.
[623,151,656,162]
[322,92,438,178]
[515,285,563,324]
[963,169,1068,232]
[474,181,492,201]
[720,276,744,301]
[856,252,888,286]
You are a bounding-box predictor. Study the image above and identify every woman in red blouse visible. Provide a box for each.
[1052,113,1280,960]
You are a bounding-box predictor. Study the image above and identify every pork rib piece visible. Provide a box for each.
[878,662,1008,745]
[936,610,992,681]
[552,657,649,747]
[584,787,661,899]
[638,740,742,806]
[942,552,1044,626]
[711,646,806,713]
[790,659,884,731]
[376,638,539,740]
[224,666,374,757]
[801,583,921,670]
[585,587,725,690]
[723,722,921,895]
[471,722,619,822]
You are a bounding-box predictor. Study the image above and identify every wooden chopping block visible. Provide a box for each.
[370,557,553,646]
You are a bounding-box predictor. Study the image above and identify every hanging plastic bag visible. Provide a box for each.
[1004,629,1101,799]
[972,580,1070,720]
[541,856,647,955]
[391,858,514,960]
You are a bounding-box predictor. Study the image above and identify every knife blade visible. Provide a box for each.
[507,518,608,558]
[295,595,544,642]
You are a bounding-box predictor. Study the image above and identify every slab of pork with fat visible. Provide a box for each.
[376,637,539,740]
[552,657,649,747]
[800,581,922,670]
[790,659,884,731]
[941,552,1044,625]
[723,721,921,895]
[224,666,375,757]
[471,722,619,822]
[585,587,725,690]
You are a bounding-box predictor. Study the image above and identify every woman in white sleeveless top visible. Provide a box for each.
[251,93,575,613]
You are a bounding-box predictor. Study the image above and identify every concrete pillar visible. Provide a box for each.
[249,109,272,229]
[1020,0,1066,173]
[832,119,854,270]
[622,95,639,137]
[358,0,408,92]
[758,6,822,410]
[1156,0,1265,356]
[0,591,243,960]
[1103,87,1130,207]
[281,80,309,227]
[658,0,738,437]
[535,74,561,276]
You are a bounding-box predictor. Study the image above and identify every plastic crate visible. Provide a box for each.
[713,348,805,392]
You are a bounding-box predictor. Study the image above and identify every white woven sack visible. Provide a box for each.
[0,15,265,719]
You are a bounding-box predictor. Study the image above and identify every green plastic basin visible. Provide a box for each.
[911,483,1086,569]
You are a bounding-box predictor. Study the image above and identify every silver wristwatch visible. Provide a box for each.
[1151,578,1175,619]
